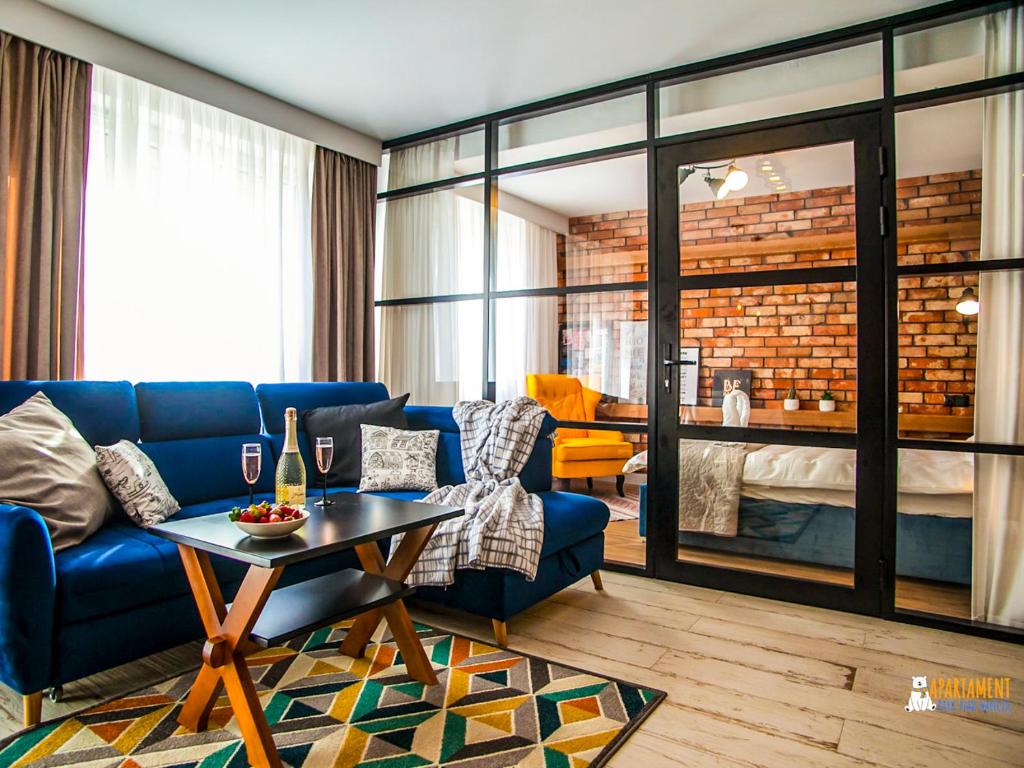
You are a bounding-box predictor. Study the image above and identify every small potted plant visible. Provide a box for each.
[784,386,800,411]
[819,390,836,412]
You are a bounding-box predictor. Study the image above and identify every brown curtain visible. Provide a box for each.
[0,33,91,381]
[311,146,377,381]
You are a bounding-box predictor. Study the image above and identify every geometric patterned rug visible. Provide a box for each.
[0,620,664,767]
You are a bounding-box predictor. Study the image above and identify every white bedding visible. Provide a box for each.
[623,446,974,518]
[743,444,973,519]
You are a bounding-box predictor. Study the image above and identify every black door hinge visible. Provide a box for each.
[879,558,888,592]
[878,146,887,178]
[880,206,887,237]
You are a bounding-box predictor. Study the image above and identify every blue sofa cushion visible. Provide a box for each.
[140,435,275,506]
[404,406,556,492]
[0,380,139,445]
[435,432,465,487]
[54,492,375,627]
[414,533,605,621]
[257,382,390,433]
[136,382,261,441]
[303,394,410,485]
[536,491,609,557]
[257,382,391,479]
[55,522,201,624]
[327,487,607,558]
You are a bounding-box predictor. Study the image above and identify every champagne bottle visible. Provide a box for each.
[275,407,306,507]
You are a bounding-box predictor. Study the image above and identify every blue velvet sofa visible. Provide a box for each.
[0,380,609,726]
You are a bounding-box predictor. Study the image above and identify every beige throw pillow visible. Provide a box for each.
[0,392,114,550]
[358,425,439,492]
[95,440,179,527]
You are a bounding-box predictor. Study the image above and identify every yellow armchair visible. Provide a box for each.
[526,374,632,496]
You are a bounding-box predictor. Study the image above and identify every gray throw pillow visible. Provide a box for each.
[95,440,180,527]
[0,392,114,550]
[358,425,439,492]
[303,394,409,485]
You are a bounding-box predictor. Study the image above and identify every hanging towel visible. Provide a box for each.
[721,389,751,428]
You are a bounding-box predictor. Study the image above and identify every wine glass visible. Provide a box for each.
[241,443,262,507]
[314,436,334,507]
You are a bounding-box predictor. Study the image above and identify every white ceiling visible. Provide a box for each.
[38,0,937,140]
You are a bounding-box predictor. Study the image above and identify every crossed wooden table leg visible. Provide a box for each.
[174,522,439,768]
[339,522,438,684]
[176,545,284,768]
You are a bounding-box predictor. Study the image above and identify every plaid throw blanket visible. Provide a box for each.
[393,397,548,587]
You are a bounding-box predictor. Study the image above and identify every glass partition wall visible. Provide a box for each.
[376,2,1024,641]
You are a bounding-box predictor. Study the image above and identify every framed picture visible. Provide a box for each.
[617,321,648,402]
[711,369,751,406]
[679,346,699,406]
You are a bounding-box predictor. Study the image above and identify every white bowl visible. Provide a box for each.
[232,509,309,539]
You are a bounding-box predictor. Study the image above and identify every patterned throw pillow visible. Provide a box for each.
[95,440,180,527]
[358,425,439,492]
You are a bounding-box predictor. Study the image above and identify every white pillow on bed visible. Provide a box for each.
[742,444,973,496]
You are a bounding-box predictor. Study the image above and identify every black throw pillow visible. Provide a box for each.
[302,394,410,485]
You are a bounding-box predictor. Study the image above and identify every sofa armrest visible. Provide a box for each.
[0,504,56,693]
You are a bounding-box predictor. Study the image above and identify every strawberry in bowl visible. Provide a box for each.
[228,501,309,538]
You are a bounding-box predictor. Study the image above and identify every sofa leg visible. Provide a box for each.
[23,692,42,728]
[491,619,508,648]
[591,570,604,591]
[615,474,625,497]
[586,477,593,490]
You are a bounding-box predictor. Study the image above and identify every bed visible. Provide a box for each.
[632,445,973,584]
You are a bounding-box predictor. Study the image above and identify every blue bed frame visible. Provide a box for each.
[638,485,971,585]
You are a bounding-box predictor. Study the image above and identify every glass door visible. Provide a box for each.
[650,113,885,614]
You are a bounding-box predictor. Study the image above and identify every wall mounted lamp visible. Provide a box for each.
[678,160,749,200]
[955,286,979,316]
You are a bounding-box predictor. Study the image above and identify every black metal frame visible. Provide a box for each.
[653,112,884,615]
[375,0,1024,643]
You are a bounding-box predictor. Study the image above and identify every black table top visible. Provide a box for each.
[149,492,463,568]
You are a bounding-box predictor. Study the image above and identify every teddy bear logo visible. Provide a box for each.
[905,676,937,712]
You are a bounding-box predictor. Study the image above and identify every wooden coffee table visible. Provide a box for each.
[150,492,462,768]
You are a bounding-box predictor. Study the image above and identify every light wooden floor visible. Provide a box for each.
[605,519,973,619]
[2,571,1021,767]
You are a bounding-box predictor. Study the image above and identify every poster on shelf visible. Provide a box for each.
[618,321,648,402]
[679,347,699,406]
[711,368,752,406]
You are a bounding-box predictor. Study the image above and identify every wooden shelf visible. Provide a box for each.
[248,569,413,647]
[564,222,980,270]
[679,221,979,261]
[594,402,973,435]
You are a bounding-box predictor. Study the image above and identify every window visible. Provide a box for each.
[497,91,645,168]
[378,129,485,192]
[373,2,1024,636]
[894,8,1023,95]
[83,68,315,382]
[658,40,882,138]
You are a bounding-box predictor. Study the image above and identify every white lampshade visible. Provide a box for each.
[707,177,727,199]
[955,287,979,316]
[724,163,748,192]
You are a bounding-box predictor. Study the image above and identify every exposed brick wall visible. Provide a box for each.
[559,171,982,419]
[680,281,857,408]
[897,273,977,417]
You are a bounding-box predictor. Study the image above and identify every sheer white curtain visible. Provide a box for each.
[973,7,1024,628]
[494,211,558,401]
[378,140,482,404]
[83,67,314,382]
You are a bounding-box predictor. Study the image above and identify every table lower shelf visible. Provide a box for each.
[248,568,413,648]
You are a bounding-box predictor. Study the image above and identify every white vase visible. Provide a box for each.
[784,398,800,411]
[819,399,836,412]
